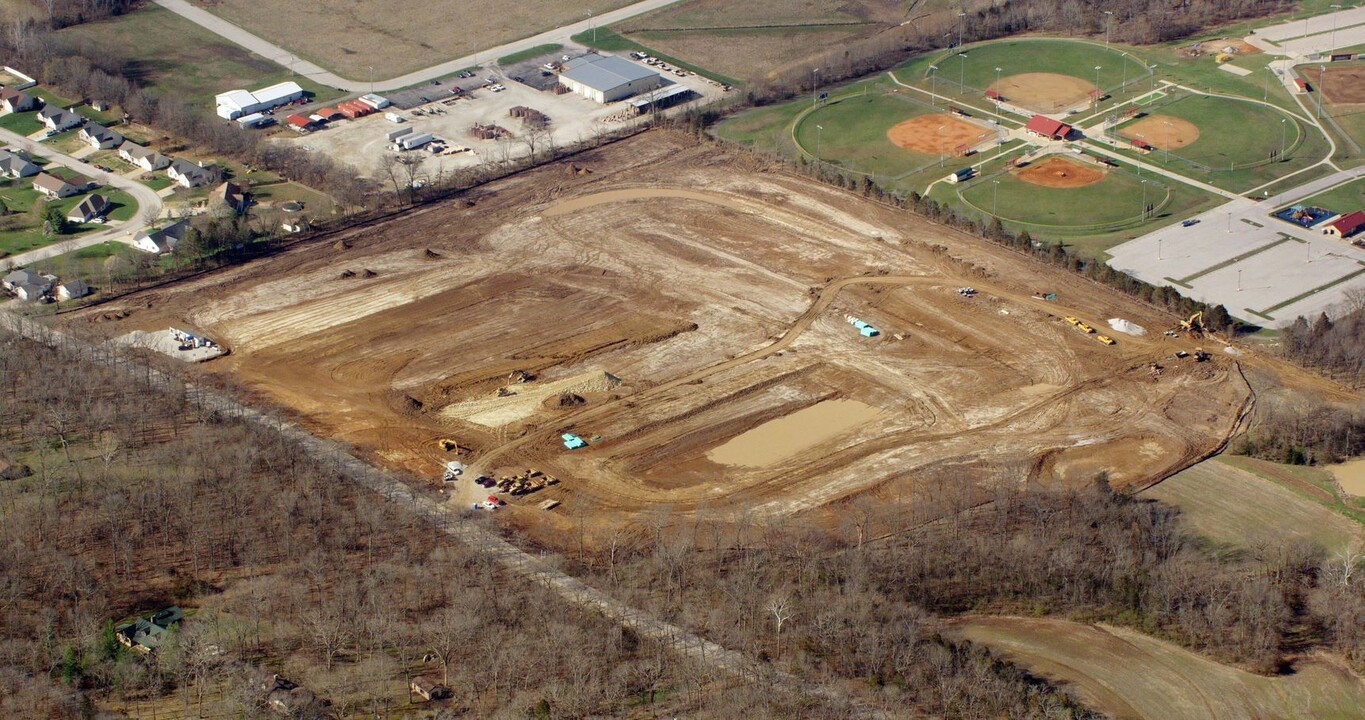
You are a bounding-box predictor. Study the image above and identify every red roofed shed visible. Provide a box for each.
[1024,114,1072,140]
[284,113,315,130]
[1326,211,1365,238]
[985,89,1001,100]
[315,107,343,120]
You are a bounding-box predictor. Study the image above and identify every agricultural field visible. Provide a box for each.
[188,0,636,79]
[1144,456,1363,553]
[79,131,1252,547]
[55,6,342,106]
[950,617,1365,720]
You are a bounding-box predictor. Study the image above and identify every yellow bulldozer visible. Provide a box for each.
[1179,311,1204,336]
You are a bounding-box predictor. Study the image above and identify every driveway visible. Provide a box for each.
[155,0,689,92]
[0,126,163,269]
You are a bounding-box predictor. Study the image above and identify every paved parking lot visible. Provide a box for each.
[285,53,725,180]
[1107,169,1365,326]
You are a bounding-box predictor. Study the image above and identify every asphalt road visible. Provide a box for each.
[154,0,689,92]
[0,127,163,269]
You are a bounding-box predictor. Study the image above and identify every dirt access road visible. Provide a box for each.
[80,130,1254,547]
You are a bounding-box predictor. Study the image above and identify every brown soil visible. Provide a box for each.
[990,72,1095,113]
[1119,115,1201,150]
[79,130,1255,548]
[1321,64,1365,105]
[887,114,994,155]
[1016,156,1105,188]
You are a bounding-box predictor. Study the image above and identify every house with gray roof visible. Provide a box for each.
[0,149,38,178]
[115,607,184,654]
[55,279,90,301]
[32,172,76,198]
[558,54,662,103]
[167,158,216,189]
[3,267,40,291]
[37,105,83,132]
[118,141,169,172]
[132,219,191,254]
[67,193,108,224]
[78,122,122,150]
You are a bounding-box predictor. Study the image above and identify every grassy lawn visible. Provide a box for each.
[0,178,135,257]
[41,131,88,155]
[74,104,121,125]
[251,181,335,215]
[908,38,1150,95]
[792,91,942,178]
[0,111,43,136]
[56,6,344,107]
[87,150,139,175]
[571,28,738,86]
[140,174,173,191]
[1298,175,1365,214]
[28,87,78,109]
[497,44,563,66]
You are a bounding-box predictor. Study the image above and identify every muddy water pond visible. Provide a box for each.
[706,399,880,468]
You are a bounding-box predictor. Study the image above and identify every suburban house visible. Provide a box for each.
[13,282,48,301]
[0,87,38,113]
[54,279,90,301]
[78,122,123,150]
[167,158,216,189]
[37,105,83,132]
[1326,211,1365,239]
[32,172,77,198]
[410,676,453,702]
[248,669,335,720]
[212,181,248,215]
[118,141,170,172]
[1024,114,1073,141]
[558,54,662,103]
[0,148,38,178]
[131,219,190,254]
[3,267,43,291]
[67,193,109,223]
[115,607,184,654]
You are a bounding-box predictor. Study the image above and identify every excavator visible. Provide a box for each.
[1178,311,1204,336]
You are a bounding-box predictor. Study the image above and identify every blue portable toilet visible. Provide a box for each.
[562,433,587,450]
[852,320,880,337]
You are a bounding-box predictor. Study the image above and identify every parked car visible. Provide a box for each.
[1182,219,1201,227]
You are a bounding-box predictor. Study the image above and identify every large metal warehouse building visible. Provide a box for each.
[558,55,661,103]
[215,81,305,120]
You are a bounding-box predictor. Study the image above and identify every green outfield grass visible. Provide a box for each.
[1121,94,1294,170]
[907,38,1150,95]
[792,91,947,178]
[958,162,1168,230]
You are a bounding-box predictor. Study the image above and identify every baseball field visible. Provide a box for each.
[958,155,1171,229]
[1115,94,1300,171]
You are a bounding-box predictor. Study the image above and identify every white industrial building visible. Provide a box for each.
[215,81,304,120]
[558,55,661,103]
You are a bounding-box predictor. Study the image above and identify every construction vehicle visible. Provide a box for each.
[1097,335,1116,345]
[495,468,560,496]
[1193,348,1211,362]
[437,438,461,452]
[1076,322,1095,334]
[1179,311,1204,335]
[1064,316,1081,327]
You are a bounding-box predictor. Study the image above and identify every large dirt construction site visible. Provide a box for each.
[90,131,1251,543]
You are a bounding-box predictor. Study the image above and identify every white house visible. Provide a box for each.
[37,105,83,132]
[118,141,170,172]
[0,88,38,113]
[214,81,303,120]
[558,55,662,103]
[78,123,123,150]
[67,194,108,224]
[13,283,47,301]
[0,149,38,178]
[132,219,190,254]
[167,159,215,189]
[2,267,40,291]
[54,279,90,301]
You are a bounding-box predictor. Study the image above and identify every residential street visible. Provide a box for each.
[155,0,690,92]
[0,126,163,269]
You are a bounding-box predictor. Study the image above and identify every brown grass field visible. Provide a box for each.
[190,0,635,78]
[1144,457,1362,553]
[990,72,1094,113]
[1322,64,1365,105]
[80,130,1255,548]
[886,114,994,154]
[1016,156,1106,188]
[951,617,1365,720]
[1119,115,1202,150]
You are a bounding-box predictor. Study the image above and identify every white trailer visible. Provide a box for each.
[395,132,434,151]
[385,112,405,124]
[386,126,413,142]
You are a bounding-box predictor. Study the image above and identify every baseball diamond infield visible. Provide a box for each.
[887,114,995,155]
[1017,157,1106,188]
[1118,115,1202,150]
[990,73,1096,114]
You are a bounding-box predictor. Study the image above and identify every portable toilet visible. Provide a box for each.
[562,433,587,450]
[853,320,880,337]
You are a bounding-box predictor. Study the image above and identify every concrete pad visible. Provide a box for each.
[117,328,226,362]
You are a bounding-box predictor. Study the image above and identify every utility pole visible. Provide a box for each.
[368,65,374,94]
[589,10,596,43]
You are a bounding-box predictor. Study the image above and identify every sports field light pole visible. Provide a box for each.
[1332,5,1344,50]
[995,66,1002,99]
[992,179,1000,216]
[811,68,821,106]
[958,11,966,48]
[929,65,938,105]
[958,52,968,89]
[1227,211,1233,233]
[1318,65,1327,119]
[1141,179,1148,222]
[1105,10,1113,46]
[939,125,946,167]
[815,124,823,164]
[368,65,374,94]
[1094,65,1102,108]
[1281,118,1288,159]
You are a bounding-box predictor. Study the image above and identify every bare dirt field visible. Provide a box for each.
[1017,156,1105,188]
[190,0,634,78]
[1120,115,1202,150]
[990,72,1094,113]
[81,131,1252,546]
[950,617,1365,720]
[1328,458,1365,497]
[1322,64,1365,105]
[887,114,994,155]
